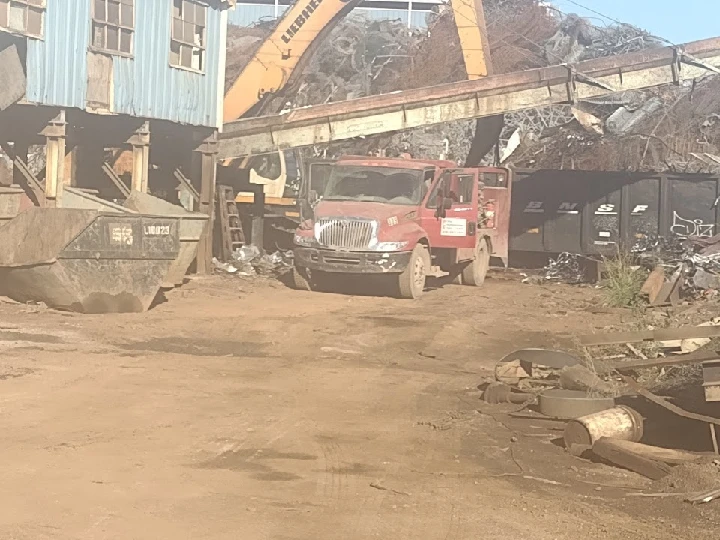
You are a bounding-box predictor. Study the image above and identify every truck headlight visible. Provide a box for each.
[372,241,409,252]
[294,234,317,247]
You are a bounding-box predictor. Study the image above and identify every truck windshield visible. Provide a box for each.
[322,166,425,205]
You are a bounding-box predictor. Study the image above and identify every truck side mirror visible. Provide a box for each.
[442,198,453,210]
[309,190,319,204]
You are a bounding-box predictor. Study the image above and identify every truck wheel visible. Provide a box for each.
[462,238,490,287]
[398,245,429,299]
[293,267,314,291]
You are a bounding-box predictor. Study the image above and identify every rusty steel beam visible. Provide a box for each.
[101,161,131,197]
[219,37,720,160]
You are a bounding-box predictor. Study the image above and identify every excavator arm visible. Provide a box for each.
[450,0,492,80]
[223,0,364,122]
[448,0,504,166]
[221,0,500,210]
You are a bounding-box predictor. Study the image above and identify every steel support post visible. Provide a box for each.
[195,131,219,274]
[128,121,150,193]
[41,111,67,207]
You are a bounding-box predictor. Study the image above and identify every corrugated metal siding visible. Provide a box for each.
[228,4,288,26]
[25,0,90,108]
[410,10,430,27]
[228,3,434,28]
[355,8,408,24]
[113,0,225,127]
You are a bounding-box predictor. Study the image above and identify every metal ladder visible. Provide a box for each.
[217,185,246,261]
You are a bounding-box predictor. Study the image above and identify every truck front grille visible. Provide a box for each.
[316,218,376,250]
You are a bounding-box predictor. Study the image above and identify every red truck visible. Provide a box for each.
[292,156,512,298]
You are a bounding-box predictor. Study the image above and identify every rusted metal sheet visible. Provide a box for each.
[703,359,720,402]
[219,37,720,159]
[0,43,26,111]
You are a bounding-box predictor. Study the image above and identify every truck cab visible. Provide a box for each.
[293,156,511,298]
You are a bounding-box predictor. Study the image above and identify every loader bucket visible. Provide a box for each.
[0,208,180,313]
[123,190,208,287]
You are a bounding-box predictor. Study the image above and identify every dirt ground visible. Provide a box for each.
[1,272,719,540]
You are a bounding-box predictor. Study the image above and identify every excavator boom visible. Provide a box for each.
[450,0,492,79]
[223,0,363,122]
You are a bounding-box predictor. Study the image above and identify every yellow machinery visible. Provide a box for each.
[224,0,364,122]
[221,0,498,239]
[450,0,492,80]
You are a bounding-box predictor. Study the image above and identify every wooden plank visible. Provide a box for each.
[651,266,682,306]
[580,326,720,346]
[592,437,672,480]
[235,194,295,206]
[640,265,665,304]
[609,352,720,372]
[597,439,711,464]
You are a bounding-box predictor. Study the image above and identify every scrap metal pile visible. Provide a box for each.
[227,0,669,163]
[225,1,720,171]
[483,335,720,501]
[511,78,720,173]
[629,234,720,304]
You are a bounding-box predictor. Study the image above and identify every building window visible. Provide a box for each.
[92,0,134,55]
[0,0,45,38]
[170,0,206,72]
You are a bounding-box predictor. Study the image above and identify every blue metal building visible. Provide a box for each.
[0,1,234,272]
[2,0,230,128]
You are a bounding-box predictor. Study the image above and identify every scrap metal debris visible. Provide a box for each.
[213,246,293,277]
[541,252,588,284]
[687,487,720,504]
[226,2,675,166]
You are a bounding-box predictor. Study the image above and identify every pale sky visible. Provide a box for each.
[552,0,719,44]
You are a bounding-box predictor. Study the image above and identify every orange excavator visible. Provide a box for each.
[221,0,503,241]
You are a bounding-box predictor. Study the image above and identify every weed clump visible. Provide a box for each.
[602,251,646,307]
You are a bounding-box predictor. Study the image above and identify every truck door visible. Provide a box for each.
[479,168,511,263]
[420,169,479,249]
[299,160,335,222]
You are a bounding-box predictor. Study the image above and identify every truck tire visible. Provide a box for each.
[398,245,429,299]
[293,267,314,291]
[462,237,490,287]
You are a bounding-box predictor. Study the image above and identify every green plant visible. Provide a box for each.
[601,250,647,307]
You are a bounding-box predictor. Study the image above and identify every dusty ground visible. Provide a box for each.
[0,273,718,539]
